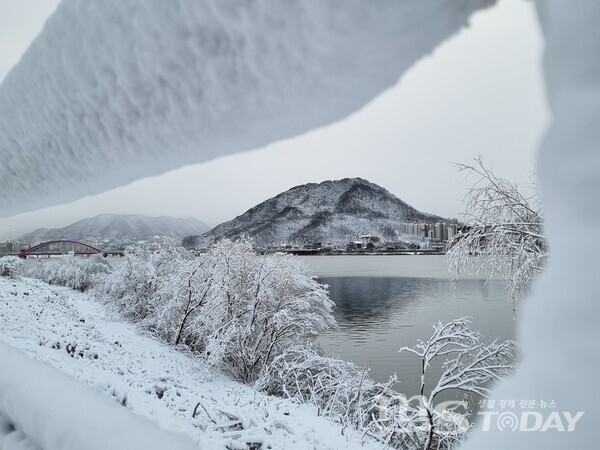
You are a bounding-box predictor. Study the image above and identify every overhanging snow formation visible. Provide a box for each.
[0,341,198,450]
[0,0,493,217]
[459,1,600,448]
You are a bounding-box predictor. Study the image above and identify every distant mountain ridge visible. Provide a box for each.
[183,178,442,248]
[19,214,210,247]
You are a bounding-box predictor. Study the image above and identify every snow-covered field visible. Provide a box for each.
[0,275,381,449]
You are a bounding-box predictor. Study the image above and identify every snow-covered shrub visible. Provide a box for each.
[98,238,335,382]
[256,344,395,427]
[152,239,336,382]
[202,240,336,382]
[257,345,469,449]
[258,318,517,450]
[150,257,217,347]
[25,254,112,292]
[0,256,23,278]
[368,396,471,450]
[95,237,192,321]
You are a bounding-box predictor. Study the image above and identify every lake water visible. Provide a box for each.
[299,255,516,399]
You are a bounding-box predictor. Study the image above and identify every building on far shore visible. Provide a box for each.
[346,241,363,251]
[402,221,458,242]
[0,240,22,255]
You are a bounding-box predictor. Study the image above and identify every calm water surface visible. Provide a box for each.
[299,255,516,398]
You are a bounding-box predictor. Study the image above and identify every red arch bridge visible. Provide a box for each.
[18,240,111,258]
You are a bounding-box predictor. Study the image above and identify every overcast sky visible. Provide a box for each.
[0,0,549,240]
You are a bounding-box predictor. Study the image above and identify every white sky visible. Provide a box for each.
[0,0,549,240]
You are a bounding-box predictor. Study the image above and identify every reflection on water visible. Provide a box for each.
[318,276,515,399]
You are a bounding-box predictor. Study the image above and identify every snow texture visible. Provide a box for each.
[0,0,493,218]
[0,276,383,450]
[0,341,197,450]
[460,1,600,448]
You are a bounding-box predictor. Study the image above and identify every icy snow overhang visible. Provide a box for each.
[461,2,600,447]
[0,0,494,217]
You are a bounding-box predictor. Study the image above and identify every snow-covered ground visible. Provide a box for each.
[0,275,381,450]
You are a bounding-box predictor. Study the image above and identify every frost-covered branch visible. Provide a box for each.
[400,317,518,450]
[447,156,546,303]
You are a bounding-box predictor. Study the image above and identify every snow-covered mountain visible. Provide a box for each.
[183,178,442,248]
[19,214,209,247]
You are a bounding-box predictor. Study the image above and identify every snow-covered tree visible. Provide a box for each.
[0,256,23,278]
[97,237,336,383]
[192,239,337,382]
[447,156,546,303]
[151,257,217,347]
[25,254,111,292]
[96,236,192,320]
[399,317,518,450]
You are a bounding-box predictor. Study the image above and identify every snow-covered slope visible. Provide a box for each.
[0,342,198,450]
[183,178,442,247]
[0,275,381,450]
[19,214,209,246]
[0,0,494,218]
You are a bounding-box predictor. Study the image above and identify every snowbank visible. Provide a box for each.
[0,341,198,450]
[0,0,493,217]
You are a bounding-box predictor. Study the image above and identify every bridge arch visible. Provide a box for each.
[19,240,104,258]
